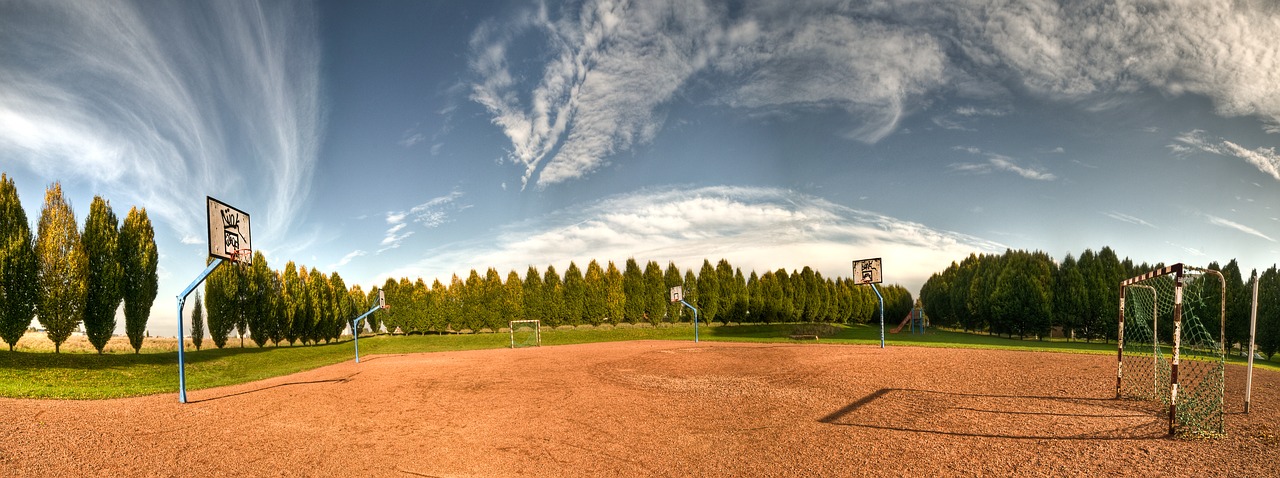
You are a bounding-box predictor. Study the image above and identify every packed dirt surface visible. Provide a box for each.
[2,341,1277,476]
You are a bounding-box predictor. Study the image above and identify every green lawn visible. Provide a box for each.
[1,323,1274,399]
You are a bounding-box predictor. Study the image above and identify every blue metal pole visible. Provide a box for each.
[176,258,224,403]
[351,304,381,364]
[679,300,699,343]
[871,283,884,348]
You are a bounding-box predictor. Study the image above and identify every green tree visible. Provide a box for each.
[504,270,525,325]
[191,290,205,350]
[1257,266,1280,359]
[80,196,121,353]
[246,252,272,346]
[119,207,158,353]
[643,260,665,324]
[0,174,38,351]
[730,268,749,323]
[563,262,585,326]
[308,268,328,343]
[204,257,236,349]
[267,271,285,345]
[483,268,503,330]
[542,266,563,328]
[622,258,645,323]
[1219,260,1248,354]
[605,261,625,323]
[584,260,606,325]
[35,182,87,353]
[282,262,302,344]
[696,260,719,323]
[715,259,736,322]
[523,266,543,323]
[683,269,697,322]
[1054,254,1087,340]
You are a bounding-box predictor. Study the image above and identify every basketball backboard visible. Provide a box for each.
[378,289,387,309]
[852,258,882,285]
[670,286,683,303]
[207,196,251,264]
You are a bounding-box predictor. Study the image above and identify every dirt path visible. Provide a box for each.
[1,341,1276,476]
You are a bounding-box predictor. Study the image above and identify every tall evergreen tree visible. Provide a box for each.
[0,174,38,351]
[119,207,158,353]
[267,271,285,345]
[523,266,544,324]
[696,260,719,323]
[1257,266,1280,359]
[584,260,607,325]
[483,268,504,330]
[643,260,665,324]
[1054,254,1087,340]
[715,259,735,322]
[505,270,525,325]
[282,262,301,344]
[191,290,205,350]
[248,252,273,347]
[1220,260,1248,353]
[605,261,625,323]
[81,196,121,353]
[35,182,87,353]
[622,258,645,323]
[542,266,563,328]
[562,262,585,326]
[308,268,328,343]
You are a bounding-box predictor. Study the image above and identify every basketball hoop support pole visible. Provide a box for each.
[175,258,224,404]
[678,300,699,343]
[351,304,383,363]
[870,283,884,348]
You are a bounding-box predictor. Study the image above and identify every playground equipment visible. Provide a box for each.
[890,306,927,334]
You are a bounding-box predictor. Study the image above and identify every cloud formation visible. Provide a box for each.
[378,186,1004,294]
[1205,214,1275,243]
[1172,130,1280,182]
[950,147,1055,181]
[0,0,323,241]
[380,191,466,252]
[469,0,1280,188]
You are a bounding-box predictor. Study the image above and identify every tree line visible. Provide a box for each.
[0,174,159,353]
[372,258,913,335]
[919,247,1280,358]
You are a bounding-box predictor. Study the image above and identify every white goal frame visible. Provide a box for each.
[510,320,541,348]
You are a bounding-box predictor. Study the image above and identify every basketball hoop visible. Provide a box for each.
[228,248,252,265]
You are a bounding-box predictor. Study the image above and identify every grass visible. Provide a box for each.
[1,323,1275,400]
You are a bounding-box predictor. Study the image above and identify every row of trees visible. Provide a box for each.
[919,247,1280,358]
[196,253,375,349]
[373,258,913,335]
[0,175,158,353]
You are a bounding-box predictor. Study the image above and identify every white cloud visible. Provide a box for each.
[1102,211,1156,229]
[0,1,322,242]
[379,191,466,252]
[1173,130,1280,182]
[949,147,1055,181]
[374,185,1004,294]
[330,249,367,269]
[1205,214,1275,243]
[468,0,1280,188]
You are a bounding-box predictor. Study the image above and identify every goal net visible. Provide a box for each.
[1117,264,1225,437]
[510,320,541,349]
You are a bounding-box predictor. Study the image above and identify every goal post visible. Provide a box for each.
[510,320,540,348]
[1117,263,1226,437]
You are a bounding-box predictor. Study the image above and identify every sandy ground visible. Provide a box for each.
[1,340,1276,477]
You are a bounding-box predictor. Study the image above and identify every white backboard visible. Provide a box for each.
[852,257,883,285]
[207,196,251,264]
[378,289,386,308]
[670,286,683,303]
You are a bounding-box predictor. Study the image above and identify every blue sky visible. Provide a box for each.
[2,0,1278,337]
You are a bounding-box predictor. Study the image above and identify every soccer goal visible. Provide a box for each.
[510,320,541,348]
[1117,263,1225,437]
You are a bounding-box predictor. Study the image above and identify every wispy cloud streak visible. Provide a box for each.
[0,0,323,242]
[1205,214,1275,243]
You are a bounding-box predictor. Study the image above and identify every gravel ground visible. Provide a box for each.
[1,340,1276,477]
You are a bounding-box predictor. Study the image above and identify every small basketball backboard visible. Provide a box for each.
[670,286,683,303]
[378,289,387,309]
[207,196,251,264]
[852,258,882,285]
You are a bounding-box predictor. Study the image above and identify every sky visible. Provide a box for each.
[2,0,1278,338]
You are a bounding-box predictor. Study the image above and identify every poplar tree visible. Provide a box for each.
[584,260,606,325]
[119,207,158,353]
[683,269,697,322]
[696,260,719,323]
[282,262,301,344]
[542,265,563,328]
[308,268,327,342]
[563,262,585,326]
[504,270,524,324]
[191,290,205,350]
[204,257,236,348]
[0,174,38,351]
[605,261,625,324]
[643,261,664,324]
[81,196,122,353]
[523,266,543,323]
[622,258,644,323]
[35,182,87,353]
[248,251,272,347]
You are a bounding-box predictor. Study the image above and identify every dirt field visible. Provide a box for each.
[1,341,1276,476]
